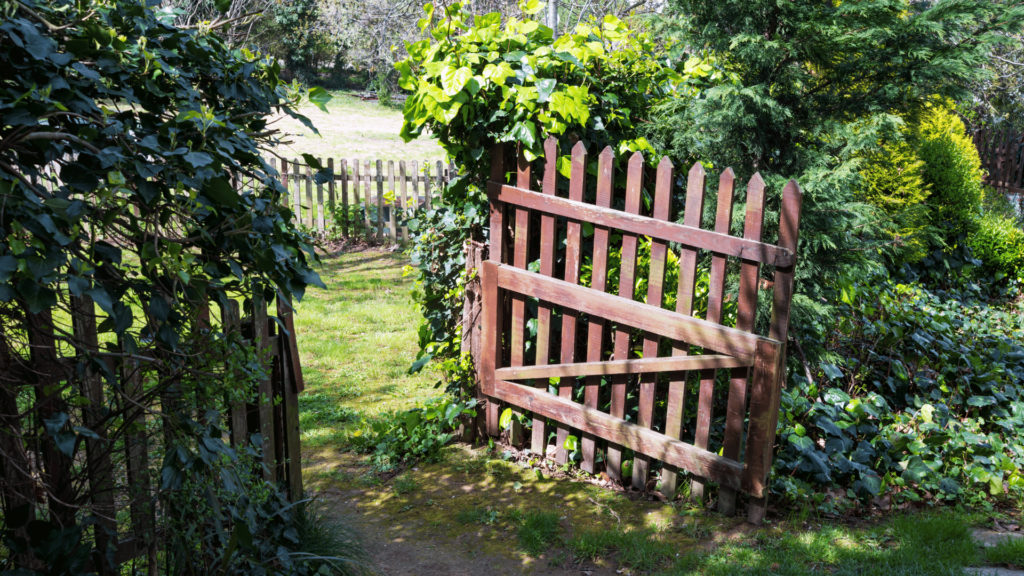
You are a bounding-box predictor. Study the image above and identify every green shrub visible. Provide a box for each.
[916,104,985,231]
[967,213,1024,279]
[773,270,1024,510]
[858,138,931,213]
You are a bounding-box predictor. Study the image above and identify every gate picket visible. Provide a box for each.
[661,162,706,500]
[509,145,532,447]
[555,142,587,465]
[581,147,615,474]
[531,137,558,455]
[691,168,735,503]
[632,157,673,490]
[608,153,643,482]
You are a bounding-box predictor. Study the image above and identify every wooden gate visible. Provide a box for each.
[478,138,802,525]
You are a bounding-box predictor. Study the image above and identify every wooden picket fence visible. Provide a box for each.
[975,128,1024,205]
[476,139,803,525]
[4,291,304,572]
[269,157,457,242]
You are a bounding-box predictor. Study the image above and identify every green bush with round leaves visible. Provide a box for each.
[967,213,1024,280]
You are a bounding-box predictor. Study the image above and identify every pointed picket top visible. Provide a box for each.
[715,167,736,235]
[747,171,766,193]
[778,179,804,253]
[654,157,674,220]
[625,150,644,214]
[569,141,588,202]
[683,162,706,228]
[544,136,558,159]
[596,146,615,208]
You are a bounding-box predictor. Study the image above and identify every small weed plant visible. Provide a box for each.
[517,511,561,556]
[346,397,477,471]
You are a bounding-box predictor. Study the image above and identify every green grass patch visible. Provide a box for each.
[567,527,673,571]
[293,251,439,449]
[984,536,1024,567]
[393,475,419,495]
[659,511,980,576]
[517,511,561,556]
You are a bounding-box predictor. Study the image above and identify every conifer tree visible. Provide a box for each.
[647,0,1024,334]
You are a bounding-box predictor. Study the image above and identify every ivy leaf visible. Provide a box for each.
[901,455,931,483]
[507,121,537,148]
[203,177,240,208]
[183,151,213,168]
[535,78,556,103]
[300,154,324,170]
[820,363,843,381]
[408,352,433,374]
[441,66,473,97]
[967,396,996,407]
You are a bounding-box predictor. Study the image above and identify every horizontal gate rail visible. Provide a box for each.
[495,354,750,380]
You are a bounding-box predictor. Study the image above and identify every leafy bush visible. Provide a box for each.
[967,213,1024,280]
[347,397,478,471]
[916,104,985,231]
[772,271,1024,510]
[397,2,688,383]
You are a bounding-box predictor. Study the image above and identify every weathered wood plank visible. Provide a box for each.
[582,146,615,473]
[483,143,507,436]
[399,160,409,242]
[486,182,794,267]
[509,145,531,447]
[327,158,336,229]
[608,152,644,483]
[363,160,373,240]
[747,179,803,524]
[497,354,748,380]
[254,287,275,481]
[633,156,673,490]
[531,137,558,456]
[692,167,735,503]
[492,379,746,492]
[388,160,397,241]
[718,172,766,516]
[556,141,587,465]
[488,262,762,362]
[340,159,349,237]
[662,162,706,501]
[277,297,304,501]
[316,158,325,231]
[377,159,385,242]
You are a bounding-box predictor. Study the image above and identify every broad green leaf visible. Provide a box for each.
[308,86,332,112]
[441,65,473,97]
[203,177,239,208]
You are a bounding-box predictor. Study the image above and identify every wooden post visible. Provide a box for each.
[462,241,486,440]
[399,160,409,243]
[411,160,420,213]
[353,160,363,237]
[508,145,531,448]
[73,295,116,574]
[317,157,325,232]
[424,160,433,209]
[305,162,314,229]
[363,160,373,241]
[376,159,385,242]
[484,143,507,436]
[531,137,558,457]
[253,285,275,481]
[387,160,397,241]
[340,159,349,237]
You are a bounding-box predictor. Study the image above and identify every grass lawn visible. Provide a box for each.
[271,90,445,164]
[292,249,442,450]
[289,248,1023,575]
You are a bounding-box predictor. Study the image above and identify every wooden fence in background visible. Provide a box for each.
[269,157,458,243]
[5,291,304,572]
[975,128,1024,207]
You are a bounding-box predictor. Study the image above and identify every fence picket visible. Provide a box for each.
[608,153,643,483]
[632,157,673,490]
[484,143,508,436]
[388,160,397,241]
[531,137,558,456]
[509,145,532,447]
[691,168,735,503]
[661,162,706,501]
[555,142,587,465]
[340,159,349,237]
[317,158,325,230]
[582,147,615,474]
[718,172,767,515]
[399,161,410,242]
